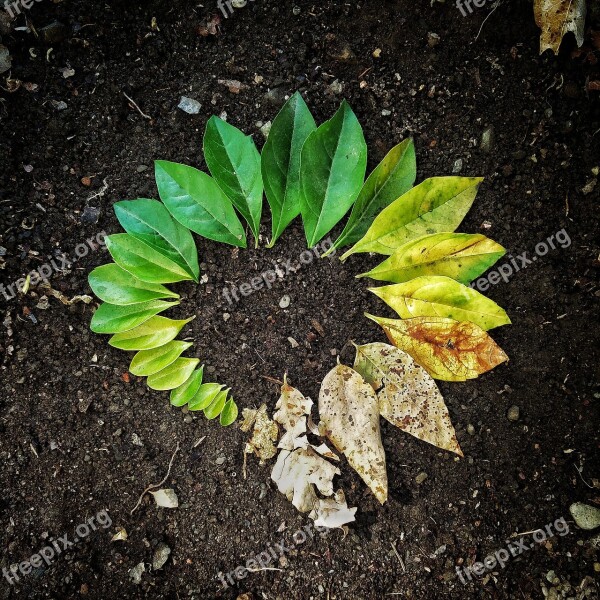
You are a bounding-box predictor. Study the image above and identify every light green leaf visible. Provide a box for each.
[129,340,193,377]
[220,398,238,426]
[147,357,200,391]
[114,198,199,281]
[90,300,179,334]
[340,176,483,260]
[155,160,247,247]
[88,263,179,305]
[329,139,416,253]
[204,116,263,245]
[300,100,367,247]
[188,383,224,411]
[369,276,511,330]
[106,234,194,283]
[262,92,317,247]
[358,233,505,284]
[204,389,229,420]
[170,367,204,407]
[108,316,194,351]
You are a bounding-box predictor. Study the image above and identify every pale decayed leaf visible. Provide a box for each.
[272,376,313,451]
[354,342,463,456]
[241,404,279,463]
[318,364,388,504]
[293,436,340,461]
[309,489,357,529]
[534,0,586,54]
[149,488,179,508]
[367,314,508,382]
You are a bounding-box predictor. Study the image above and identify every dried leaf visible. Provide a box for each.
[534,0,586,54]
[318,364,388,504]
[354,342,463,456]
[367,314,508,382]
[272,376,313,450]
[149,488,179,508]
[242,404,279,463]
[309,489,357,529]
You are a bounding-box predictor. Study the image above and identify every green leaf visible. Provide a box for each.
[300,100,367,247]
[188,383,223,411]
[90,300,179,334]
[329,139,416,253]
[358,233,506,284]
[108,316,194,351]
[129,340,193,376]
[369,276,511,331]
[204,116,263,245]
[88,264,179,305]
[340,176,484,260]
[155,160,247,247]
[106,234,194,284]
[114,198,199,281]
[170,367,204,407]
[204,389,229,419]
[219,398,238,426]
[147,357,200,391]
[262,92,317,247]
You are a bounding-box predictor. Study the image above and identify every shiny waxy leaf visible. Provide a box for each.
[155,160,246,247]
[204,116,263,244]
[262,92,317,247]
[90,300,179,334]
[204,389,229,419]
[358,233,506,284]
[106,233,193,283]
[188,383,224,411]
[113,198,199,281]
[129,340,193,376]
[369,276,511,331]
[340,176,483,260]
[329,139,416,253]
[220,398,239,426]
[88,264,179,305]
[147,357,200,391]
[108,316,194,351]
[353,342,462,456]
[300,100,367,247]
[318,364,387,504]
[170,367,204,407]
[366,314,509,381]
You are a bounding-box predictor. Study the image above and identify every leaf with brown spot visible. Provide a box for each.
[354,342,463,456]
[534,0,586,54]
[366,314,508,382]
[318,364,388,504]
[272,375,313,451]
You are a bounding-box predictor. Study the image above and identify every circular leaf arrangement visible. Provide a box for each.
[87,93,510,447]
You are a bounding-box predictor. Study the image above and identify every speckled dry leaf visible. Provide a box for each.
[271,447,340,513]
[272,376,313,451]
[241,404,278,463]
[534,0,586,54]
[367,315,508,382]
[318,364,388,504]
[309,489,357,529]
[354,342,463,456]
[293,436,340,461]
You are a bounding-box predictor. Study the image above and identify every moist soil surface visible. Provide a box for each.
[0,1,599,599]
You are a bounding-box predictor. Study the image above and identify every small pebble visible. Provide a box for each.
[329,79,343,95]
[129,562,145,584]
[232,0,247,6]
[153,543,171,570]
[279,295,290,309]
[415,472,428,485]
[223,312,231,322]
[216,456,226,465]
[480,126,494,153]
[507,405,520,422]
[292,5,301,15]
[259,121,272,139]
[467,423,475,435]
[381,109,391,116]
[178,96,201,115]
[569,502,600,530]
[452,158,463,173]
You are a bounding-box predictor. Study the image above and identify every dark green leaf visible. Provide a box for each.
[170,367,204,407]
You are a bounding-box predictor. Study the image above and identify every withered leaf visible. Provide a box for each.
[272,376,313,451]
[241,404,278,464]
[534,0,585,54]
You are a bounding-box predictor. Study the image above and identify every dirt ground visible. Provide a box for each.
[0,0,599,598]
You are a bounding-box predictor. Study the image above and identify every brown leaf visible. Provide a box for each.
[534,0,586,54]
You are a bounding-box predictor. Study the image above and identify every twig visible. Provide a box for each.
[391,542,406,573]
[131,442,180,514]
[474,1,502,43]
[123,91,151,120]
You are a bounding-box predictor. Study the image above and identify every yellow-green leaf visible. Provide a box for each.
[358,233,505,284]
[220,398,239,426]
[108,316,194,351]
[130,340,193,376]
[369,276,511,331]
[353,342,462,456]
[204,389,229,419]
[366,314,508,381]
[188,383,224,411]
[340,177,483,260]
[170,367,204,407]
[90,300,179,334]
[147,357,200,391]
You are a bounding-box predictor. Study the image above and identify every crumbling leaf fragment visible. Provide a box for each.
[534,0,586,54]
[309,489,357,529]
[241,404,279,463]
[272,376,313,450]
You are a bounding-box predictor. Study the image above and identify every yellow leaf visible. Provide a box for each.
[366,314,508,381]
[534,0,586,54]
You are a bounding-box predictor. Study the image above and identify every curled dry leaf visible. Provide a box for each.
[367,314,508,382]
[534,0,586,54]
[241,404,279,463]
[273,376,313,451]
[354,342,463,456]
[309,489,357,529]
[318,364,388,504]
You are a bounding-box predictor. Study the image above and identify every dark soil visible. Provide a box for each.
[0,0,599,598]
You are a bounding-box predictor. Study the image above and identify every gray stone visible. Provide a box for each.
[507,405,520,422]
[129,562,145,584]
[0,44,11,74]
[152,543,171,570]
[178,96,201,115]
[570,502,600,530]
[480,126,495,154]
